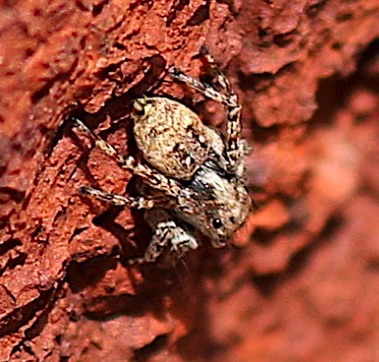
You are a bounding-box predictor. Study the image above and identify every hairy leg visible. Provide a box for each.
[72,117,181,197]
[128,209,199,264]
[80,186,168,209]
[169,50,242,170]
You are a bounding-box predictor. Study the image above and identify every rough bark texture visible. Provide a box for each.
[1,0,379,361]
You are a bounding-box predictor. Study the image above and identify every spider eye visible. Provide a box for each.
[212,218,223,229]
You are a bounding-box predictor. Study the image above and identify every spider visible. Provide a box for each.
[73,50,252,264]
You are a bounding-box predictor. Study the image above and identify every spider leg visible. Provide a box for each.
[128,209,199,264]
[170,52,242,171]
[72,117,181,197]
[80,186,168,209]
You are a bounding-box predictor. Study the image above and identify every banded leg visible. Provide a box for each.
[128,209,199,264]
[169,51,242,170]
[80,186,168,209]
[72,118,181,197]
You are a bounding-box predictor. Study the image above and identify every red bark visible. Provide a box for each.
[1,0,379,360]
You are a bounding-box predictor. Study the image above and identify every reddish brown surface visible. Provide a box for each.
[1,0,379,361]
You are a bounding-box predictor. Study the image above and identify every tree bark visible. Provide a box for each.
[1,0,379,360]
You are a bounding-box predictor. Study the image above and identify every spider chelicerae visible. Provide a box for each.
[73,50,252,264]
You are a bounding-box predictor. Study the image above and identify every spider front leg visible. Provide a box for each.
[80,186,168,209]
[128,209,199,265]
[72,117,182,197]
[170,52,243,171]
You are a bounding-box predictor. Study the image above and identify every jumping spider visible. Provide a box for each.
[73,51,252,264]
